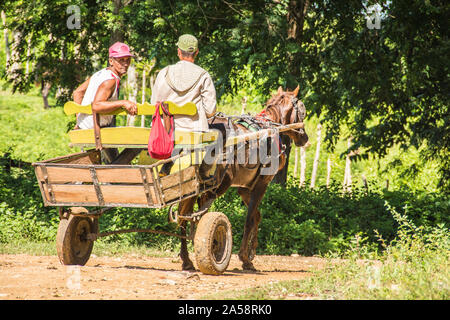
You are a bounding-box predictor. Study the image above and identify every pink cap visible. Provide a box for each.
[109,42,133,58]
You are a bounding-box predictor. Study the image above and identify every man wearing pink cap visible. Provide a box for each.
[72,42,140,164]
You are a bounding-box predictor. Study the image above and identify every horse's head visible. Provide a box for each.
[265,86,309,147]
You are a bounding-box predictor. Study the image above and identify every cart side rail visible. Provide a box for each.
[32,150,214,208]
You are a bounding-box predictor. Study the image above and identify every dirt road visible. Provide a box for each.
[0,253,327,300]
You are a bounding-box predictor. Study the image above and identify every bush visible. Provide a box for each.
[211,179,449,256]
[1,155,448,258]
[214,203,449,300]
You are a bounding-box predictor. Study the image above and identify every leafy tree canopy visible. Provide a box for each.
[1,0,448,190]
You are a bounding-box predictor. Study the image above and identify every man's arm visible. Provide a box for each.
[72,77,91,128]
[92,79,137,115]
[200,74,217,117]
[150,70,164,105]
[73,77,90,104]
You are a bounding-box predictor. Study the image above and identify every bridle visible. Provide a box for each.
[261,95,304,131]
[290,96,301,124]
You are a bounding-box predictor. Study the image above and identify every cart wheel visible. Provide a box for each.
[194,212,232,275]
[56,215,94,266]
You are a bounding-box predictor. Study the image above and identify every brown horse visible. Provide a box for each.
[177,86,309,271]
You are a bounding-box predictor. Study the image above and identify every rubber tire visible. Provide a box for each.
[194,212,232,275]
[56,215,94,266]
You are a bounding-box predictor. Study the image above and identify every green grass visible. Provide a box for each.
[0,83,80,163]
[0,240,56,256]
[203,204,450,300]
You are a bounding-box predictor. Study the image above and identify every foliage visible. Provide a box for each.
[205,203,450,300]
[299,1,450,190]
[212,179,449,256]
[1,0,448,190]
[0,86,76,162]
[1,155,448,259]
[0,159,58,243]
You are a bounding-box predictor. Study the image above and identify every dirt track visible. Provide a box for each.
[0,253,327,300]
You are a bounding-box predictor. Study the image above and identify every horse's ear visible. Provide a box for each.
[292,85,299,97]
[277,86,283,95]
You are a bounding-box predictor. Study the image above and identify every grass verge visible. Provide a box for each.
[203,203,449,300]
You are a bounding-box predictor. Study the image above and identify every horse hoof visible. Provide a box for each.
[242,262,256,271]
[182,261,195,271]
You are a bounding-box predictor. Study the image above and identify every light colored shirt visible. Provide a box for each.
[151,60,216,132]
[77,68,120,129]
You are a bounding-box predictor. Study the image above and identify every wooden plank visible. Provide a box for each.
[35,166,155,184]
[224,122,305,147]
[33,150,101,165]
[38,166,92,183]
[51,185,99,203]
[64,101,197,116]
[160,166,197,190]
[69,127,149,145]
[95,168,154,184]
[50,184,157,205]
[162,178,199,203]
[101,185,155,205]
[68,127,218,146]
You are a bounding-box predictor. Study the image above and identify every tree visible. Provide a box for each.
[297,1,449,190]
[1,0,113,104]
[1,0,448,190]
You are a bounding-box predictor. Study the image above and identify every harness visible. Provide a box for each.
[212,95,304,155]
[210,99,294,153]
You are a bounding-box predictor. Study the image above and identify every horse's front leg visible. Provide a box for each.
[177,198,196,271]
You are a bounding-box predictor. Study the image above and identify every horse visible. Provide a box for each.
[177,85,309,271]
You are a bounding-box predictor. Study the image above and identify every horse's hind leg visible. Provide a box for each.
[178,198,196,271]
[237,179,269,271]
[237,187,261,264]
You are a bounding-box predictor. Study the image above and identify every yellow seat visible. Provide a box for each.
[64,100,219,148]
[68,127,218,147]
[64,101,198,116]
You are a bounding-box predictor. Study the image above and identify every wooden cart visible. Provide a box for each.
[32,145,234,275]
[33,101,303,275]
[32,101,233,275]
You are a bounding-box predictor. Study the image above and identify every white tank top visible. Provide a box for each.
[77,68,120,129]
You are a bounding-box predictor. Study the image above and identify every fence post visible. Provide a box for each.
[343,137,352,193]
[310,124,322,189]
[140,64,147,127]
[299,146,306,187]
[241,96,248,114]
[293,147,298,178]
[362,174,368,194]
[126,64,138,126]
[1,11,10,69]
[326,156,332,188]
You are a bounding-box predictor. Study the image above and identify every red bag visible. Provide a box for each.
[148,102,174,159]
